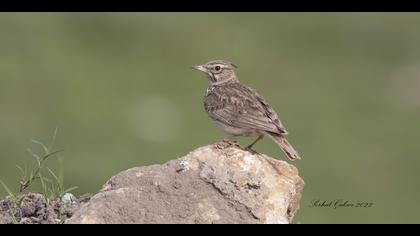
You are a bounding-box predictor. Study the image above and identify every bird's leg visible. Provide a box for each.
[245,135,264,151]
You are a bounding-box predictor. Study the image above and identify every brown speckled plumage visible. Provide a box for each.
[193,60,300,160]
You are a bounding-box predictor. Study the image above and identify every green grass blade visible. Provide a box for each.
[41,149,64,162]
[48,127,59,151]
[16,165,27,180]
[10,214,18,224]
[40,172,54,199]
[27,148,41,165]
[58,157,64,188]
[47,167,60,183]
[47,167,62,196]
[0,180,17,202]
[39,172,47,194]
[63,186,78,194]
[31,139,49,155]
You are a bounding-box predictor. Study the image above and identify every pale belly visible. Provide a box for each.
[213,120,256,136]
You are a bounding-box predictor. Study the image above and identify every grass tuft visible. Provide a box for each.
[0,127,78,201]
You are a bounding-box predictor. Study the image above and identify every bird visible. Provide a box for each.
[192,60,301,160]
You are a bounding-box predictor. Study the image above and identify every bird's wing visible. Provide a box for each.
[252,89,288,135]
[205,84,288,135]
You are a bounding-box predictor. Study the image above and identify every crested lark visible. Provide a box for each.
[192,60,301,160]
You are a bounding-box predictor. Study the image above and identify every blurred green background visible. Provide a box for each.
[1,13,420,223]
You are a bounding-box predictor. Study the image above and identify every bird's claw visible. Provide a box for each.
[222,138,237,144]
[244,146,259,154]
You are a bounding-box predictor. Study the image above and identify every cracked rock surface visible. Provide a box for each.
[66,141,304,224]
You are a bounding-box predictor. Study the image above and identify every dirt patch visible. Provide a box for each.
[0,193,90,224]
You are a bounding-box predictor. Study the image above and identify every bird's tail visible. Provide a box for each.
[266,133,301,160]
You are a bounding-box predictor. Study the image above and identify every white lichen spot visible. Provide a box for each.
[180,157,200,171]
[179,159,190,172]
[61,193,76,205]
[136,172,144,177]
[238,153,261,172]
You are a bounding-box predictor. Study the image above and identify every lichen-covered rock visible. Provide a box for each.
[0,213,7,224]
[0,193,89,224]
[0,193,58,224]
[66,141,304,224]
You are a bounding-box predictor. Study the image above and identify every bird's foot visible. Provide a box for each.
[244,146,260,155]
[222,138,237,144]
[222,135,239,145]
[216,138,238,149]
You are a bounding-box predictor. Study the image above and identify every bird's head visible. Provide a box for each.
[192,60,238,85]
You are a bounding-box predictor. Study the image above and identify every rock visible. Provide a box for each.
[14,193,60,224]
[61,193,77,206]
[0,193,90,224]
[0,213,7,224]
[66,141,304,224]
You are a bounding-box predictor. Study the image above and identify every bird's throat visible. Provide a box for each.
[210,76,238,86]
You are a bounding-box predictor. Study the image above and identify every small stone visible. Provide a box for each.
[61,193,77,206]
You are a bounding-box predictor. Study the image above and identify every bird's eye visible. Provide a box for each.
[215,66,221,71]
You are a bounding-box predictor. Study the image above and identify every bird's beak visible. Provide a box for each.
[192,64,207,73]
